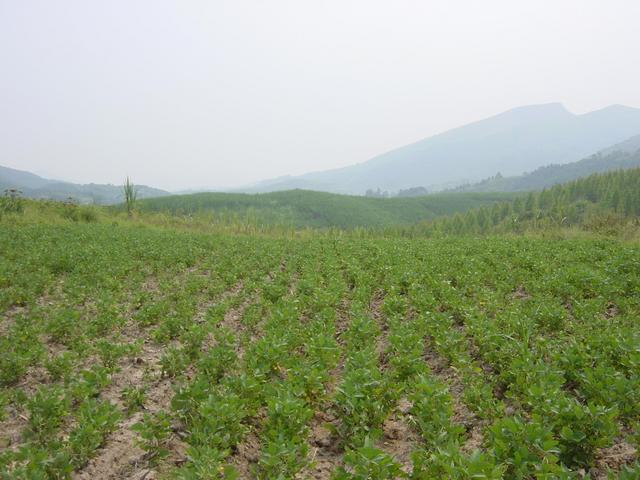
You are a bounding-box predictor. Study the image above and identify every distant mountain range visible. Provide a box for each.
[449,134,640,193]
[5,103,640,204]
[0,165,169,205]
[242,103,640,194]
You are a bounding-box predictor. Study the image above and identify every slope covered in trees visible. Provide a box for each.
[421,167,640,235]
[137,189,519,229]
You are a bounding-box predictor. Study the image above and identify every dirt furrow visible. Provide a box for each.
[74,273,244,479]
[223,266,297,476]
[380,398,418,474]
[74,338,177,479]
[422,340,485,454]
[300,297,351,480]
[370,291,418,474]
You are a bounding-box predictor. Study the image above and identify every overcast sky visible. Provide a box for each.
[1,1,639,191]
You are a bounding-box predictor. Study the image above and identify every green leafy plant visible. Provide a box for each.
[0,188,24,216]
[68,399,120,467]
[333,437,406,479]
[122,385,147,414]
[132,411,173,464]
[123,176,137,217]
[408,375,464,449]
[25,386,70,444]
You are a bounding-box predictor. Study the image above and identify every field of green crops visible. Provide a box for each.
[1,222,639,479]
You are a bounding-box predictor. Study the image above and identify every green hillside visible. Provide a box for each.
[138,189,520,229]
[421,167,640,236]
[453,144,640,193]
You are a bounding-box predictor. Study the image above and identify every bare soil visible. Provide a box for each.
[591,441,637,479]
[379,398,418,475]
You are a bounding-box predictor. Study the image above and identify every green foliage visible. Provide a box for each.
[25,386,70,445]
[408,375,464,449]
[0,188,24,217]
[424,167,640,236]
[138,189,518,229]
[333,355,397,446]
[122,385,146,414]
[45,351,78,382]
[173,445,238,479]
[68,399,120,467]
[95,339,137,371]
[256,387,313,479]
[411,446,505,479]
[333,438,406,479]
[488,416,566,478]
[160,346,189,378]
[123,176,137,216]
[132,411,173,464]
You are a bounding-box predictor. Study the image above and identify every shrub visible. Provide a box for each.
[0,189,24,216]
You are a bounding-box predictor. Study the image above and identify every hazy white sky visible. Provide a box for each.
[1,0,639,191]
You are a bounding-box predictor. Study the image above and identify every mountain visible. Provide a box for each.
[244,103,640,195]
[138,189,520,229]
[599,133,640,155]
[450,135,640,193]
[0,165,170,205]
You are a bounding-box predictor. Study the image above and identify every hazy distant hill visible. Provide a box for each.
[138,189,520,229]
[451,135,640,193]
[599,133,640,155]
[243,103,640,194]
[0,165,170,205]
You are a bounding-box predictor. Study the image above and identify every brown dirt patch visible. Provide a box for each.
[591,441,637,479]
[297,293,353,479]
[75,332,177,479]
[227,430,261,478]
[377,398,418,475]
[0,407,28,453]
[512,285,531,300]
[196,280,244,326]
[603,301,619,319]
[73,413,146,479]
[323,298,350,396]
[299,411,342,480]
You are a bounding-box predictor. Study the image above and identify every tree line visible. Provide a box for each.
[415,167,640,235]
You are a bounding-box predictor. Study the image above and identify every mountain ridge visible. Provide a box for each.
[0,165,170,205]
[447,134,640,193]
[241,103,640,194]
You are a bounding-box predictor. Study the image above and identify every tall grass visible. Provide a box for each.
[123,177,137,217]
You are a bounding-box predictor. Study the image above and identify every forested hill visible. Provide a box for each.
[137,189,519,229]
[422,167,640,235]
[451,143,640,193]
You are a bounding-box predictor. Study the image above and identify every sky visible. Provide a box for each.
[1,1,640,191]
